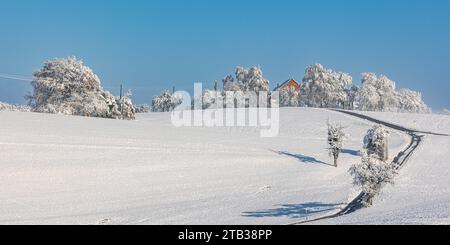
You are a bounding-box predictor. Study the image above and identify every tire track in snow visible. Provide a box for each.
[0,142,171,152]
[0,141,265,155]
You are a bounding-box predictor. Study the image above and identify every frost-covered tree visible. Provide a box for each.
[117,90,136,120]
[327,122,345,167]
[202,90,224,109]
[397,89,430,113]
[223,66,270,93]
[279,86,300,107]
[228,90,252,108]
[152,90,183,112]
[135,104,150,113]
[356,73,399,112]
[246,67,270,93]
[221,66,270,108]
[0,102,13,111]
[364,125,390,162]
[345,85,359,110]
[279,84,300,107]
[27,57,135,120]
[356,73,430,113]
[223,75,243,92]
[300,64,353,109]
[349,150,397,206]
[235,67,248,85]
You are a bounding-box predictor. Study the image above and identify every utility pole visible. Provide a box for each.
[214,80,218,91]
[173,86,176,94]
[120,84,124,120]
[119,84,123,99]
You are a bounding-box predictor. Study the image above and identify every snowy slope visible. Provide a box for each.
[313,111,450,225]
[360,111,450,134]
[0,108,406,225]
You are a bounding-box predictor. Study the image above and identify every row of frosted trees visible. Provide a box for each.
[296,64,429,113]
[152,66,271,112]
[152,64,430,114]
[281,64,429,113]
[13,57,429,119]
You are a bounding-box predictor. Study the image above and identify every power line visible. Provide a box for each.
[0,73,33,82]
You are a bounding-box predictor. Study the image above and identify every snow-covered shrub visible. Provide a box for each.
[349,150,397,206]
[135,104,151,113]
[0,102,31,112]
[152,91,183,112]
[364,125,390,162]
[279,86,300,107]
[397,89,430,113]
[327,122,345,167]
[300,64,353,109]
[27,57,135,119]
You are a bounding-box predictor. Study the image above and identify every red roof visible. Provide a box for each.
[273,79,300,92]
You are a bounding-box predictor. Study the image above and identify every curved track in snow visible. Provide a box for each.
[288,109,437,225]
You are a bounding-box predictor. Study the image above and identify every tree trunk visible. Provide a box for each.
[384,138,389,162]
[365,194,374,207]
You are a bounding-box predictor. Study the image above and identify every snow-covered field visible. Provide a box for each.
[360,111,450,134]
[314,111,450,225]
[0,108,408,225]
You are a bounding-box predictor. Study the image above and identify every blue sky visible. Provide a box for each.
[1,0,449,109]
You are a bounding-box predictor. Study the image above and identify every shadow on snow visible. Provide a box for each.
[242,202,344,219]
[341,149,360,156]
[272,150,331,166]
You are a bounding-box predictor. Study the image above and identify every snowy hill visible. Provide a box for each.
[313,112,450,225]
[0,108,435,225]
